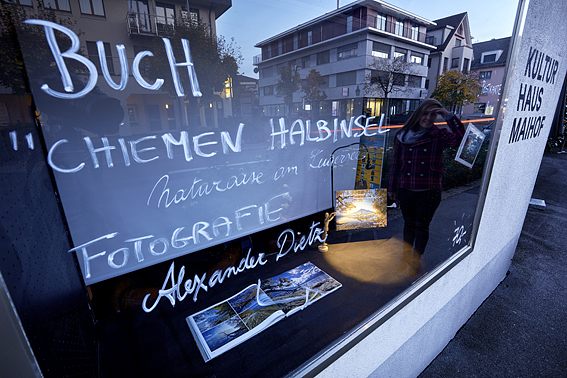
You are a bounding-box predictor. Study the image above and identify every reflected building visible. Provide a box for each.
[253,0,435,122]
[461,37,511,117]
[1,0,233,136]
[425,12,475,106]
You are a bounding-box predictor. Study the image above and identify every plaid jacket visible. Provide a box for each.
[388,115,465,192]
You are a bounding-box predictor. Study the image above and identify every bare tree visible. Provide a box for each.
[363,57,416,124]
[276,65,301,118]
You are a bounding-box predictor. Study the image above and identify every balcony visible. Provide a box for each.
[127,12,198,37]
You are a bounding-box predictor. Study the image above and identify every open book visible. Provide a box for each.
[186,261,342,362]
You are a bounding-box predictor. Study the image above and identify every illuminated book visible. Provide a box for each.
[335,189,387,231]
[186,261,341,362]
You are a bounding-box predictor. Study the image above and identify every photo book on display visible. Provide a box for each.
[186,261,341,362]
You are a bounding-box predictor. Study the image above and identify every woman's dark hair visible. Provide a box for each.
[396,98,444,136]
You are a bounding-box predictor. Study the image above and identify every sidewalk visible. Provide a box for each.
[418,152,567,377]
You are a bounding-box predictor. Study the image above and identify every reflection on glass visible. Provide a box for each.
[0,0,495,376]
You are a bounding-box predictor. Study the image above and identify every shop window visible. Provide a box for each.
[8,7,495,378]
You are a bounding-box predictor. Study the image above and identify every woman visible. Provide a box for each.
[388,99,465,273]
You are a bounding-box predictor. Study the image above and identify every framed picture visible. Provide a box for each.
[455,123,486,168]
[334,189,387,231]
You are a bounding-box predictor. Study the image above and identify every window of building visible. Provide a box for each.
[337,43,357,60]
[262,85,274,96]
[408,75,421,88]
[86,41,114,75]
[302,56,311,68]
[181,6,199,25]
[483,54,497,63]
[317,50,330,65]
[260,66,275,78]
[156,2,175,32]
[463,58,470,73]
[146,104,162,131]
[395,19,404,36]
[410,52,424,65]
[6,0,33,5]
[411,23,419,40]
[473,103,487,113]
[479,70,492,80]
[79,0,105,16]
[376,13,386,31]
[452,57,460,68]
[336,70,357,86]
[481,50,503,64]
[372,42,390,59]
[394,47,407,62]
[44,0,71,11]
[128,0,151,32]
[455,38,462,47]
[443,57,449,72]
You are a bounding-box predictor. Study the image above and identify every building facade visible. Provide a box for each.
[254,0,435,123]
[462,37,511,117]
[426,12,474,101]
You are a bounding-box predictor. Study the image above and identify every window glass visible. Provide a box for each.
[44,0,71,11]
[337,43,357,60]
[410,52,424,64]
[483,53,497,63]
[5,1,494,376]
[395,19,404,36]
[372,41,390,58]
[452,57,460,68]
[394,47,407,61]
[336,70,357,86]
[317,50,330,65]
[408,75,421,87]
[480,70,492,80]
[80,0,105,16]
[376,13,386,30]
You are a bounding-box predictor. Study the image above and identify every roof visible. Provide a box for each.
[471,37,512,69]
[428,12,467,31]
[427,12,468,51]
[255,0,436,47]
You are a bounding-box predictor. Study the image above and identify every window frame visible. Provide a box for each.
[79,0,105,16]
[44,0,71,12]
